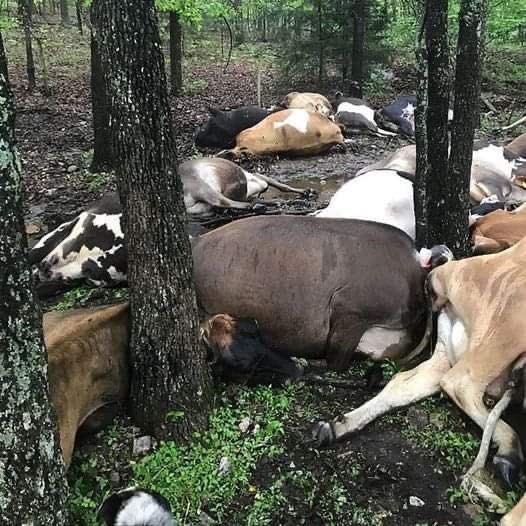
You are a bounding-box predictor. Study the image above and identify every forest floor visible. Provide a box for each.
[5,21,526,526]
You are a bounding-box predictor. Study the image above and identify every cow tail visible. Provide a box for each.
[398,275,434,366]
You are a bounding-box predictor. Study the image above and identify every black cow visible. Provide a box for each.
[195,106,272,149]
[378,95,417,136]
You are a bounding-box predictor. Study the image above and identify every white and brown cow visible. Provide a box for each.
[45,303,129,466]
[222,109,344,158]
[281,92,333,118]
[502,495,526,525]
[314,239,526,487]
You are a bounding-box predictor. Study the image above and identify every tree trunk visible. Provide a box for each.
[446,0,488,257]
[75,0,83,34]
[60,0,69,24]
[169,11,182,96]
[91,0,212,440]
[317,0,324,86]
[19,0,36,92]
[351,0,366,95]
[0,32,69,524]
[415,0,450,249]
[89,25,113,172]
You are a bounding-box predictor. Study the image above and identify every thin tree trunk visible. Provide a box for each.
[75,0,82,34]
[91,0,212,440]
[169,11,182,96]
[89,25,113,172]
[446,0,488,257]
[0,32,69,524]
[351,0,366,96]
[35,35,50,96]
[19,0,36,92]
[60,0,69,24]
[414,0,429,248]
[418,0,450,248]
[317,0,323,86]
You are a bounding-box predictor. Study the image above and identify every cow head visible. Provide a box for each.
[201,314,304,384]
[195,107,236,149]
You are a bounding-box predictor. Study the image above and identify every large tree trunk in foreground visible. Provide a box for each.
[446,0,488,257]
[89,25,113,172]
[18,0,36,91]
[351,0,366,96]
[414,0,450,249]
[169,11,183,95]
[92,0,212,440]
[0,32,69,524]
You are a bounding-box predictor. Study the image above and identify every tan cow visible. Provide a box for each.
[314,239,526,487]
[45,303,129,466]
[472,203,526,254]
[281,92,333,117]
[502,495,526,525]
[224,109,344,158]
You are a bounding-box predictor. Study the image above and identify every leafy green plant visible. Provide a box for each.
[51,287,95,311]
[85,171,113,192]
[132,385,294,524]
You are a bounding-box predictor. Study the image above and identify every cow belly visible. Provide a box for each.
[357,327,412,360]
[437,309,468,365]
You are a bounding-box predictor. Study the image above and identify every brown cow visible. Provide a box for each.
[472,203,526,254]
[502,495,526,525]
[224,109,344,158]
[314,239,526,487]
[281,92,333,117]
[44,303,129,466]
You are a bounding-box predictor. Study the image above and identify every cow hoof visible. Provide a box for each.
[493,455,521,488]
[312,421,335,447]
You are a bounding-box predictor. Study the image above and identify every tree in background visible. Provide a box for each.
[60,0,70,24]
[0,32,69,524]
[351,0,367,95]
[414,0,488,256]
[18,0,35,91]
[91,0,213,440]
[170,11,183,95]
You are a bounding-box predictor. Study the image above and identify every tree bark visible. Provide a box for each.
[351,0,366,95]
[75,0,83,35]
[169,11,183,96]
[91,0,212,440]
[317,0,324,85]
[415,0,450,249]
[0,32,69,524]
[89,23,113,172]
[18,0,36,92]
[60,0,69,24]
[446,0,488,257]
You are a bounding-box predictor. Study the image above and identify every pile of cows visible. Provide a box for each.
[28,90,526,525]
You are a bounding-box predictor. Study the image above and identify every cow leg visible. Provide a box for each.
[313,344,450,446]
[193,183,254,211]
[440,363,524,487]
[501,494,526,526]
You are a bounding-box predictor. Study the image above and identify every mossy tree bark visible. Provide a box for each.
[446,0,488,257]
[91,0,213,440]
[0,32,69,524]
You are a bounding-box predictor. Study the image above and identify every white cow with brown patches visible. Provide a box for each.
[314,238,526,488]
[281,92,333,117]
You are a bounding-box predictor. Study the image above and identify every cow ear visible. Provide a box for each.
[209,107,221,116]
[334,91,343,99]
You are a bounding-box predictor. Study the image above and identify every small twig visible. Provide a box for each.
[481,95,497,114]
[501,115,526,132]
[221,15,233,73]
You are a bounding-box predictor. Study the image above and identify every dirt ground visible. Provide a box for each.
[7,24,526,526]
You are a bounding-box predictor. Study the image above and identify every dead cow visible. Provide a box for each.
[194,216,452,383]
[471,203,526,255]
[314,239,526,487]
[223,109,344,158]
[30,158,304,292]
[281,92,333,117]
[44,303,129,466]
[502,495,526,525]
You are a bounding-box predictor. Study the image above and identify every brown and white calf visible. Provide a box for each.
[225,109,344,157]
[45,303,129,466]
[281,92,333,118]
[314,239,526,487]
